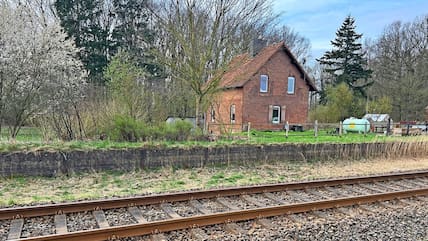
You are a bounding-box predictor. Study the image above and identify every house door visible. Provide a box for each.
[272,106,280,124]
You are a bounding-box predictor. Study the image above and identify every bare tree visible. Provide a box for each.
[369,15,428,120]
[267,25,312,63]
[0,2,86,139]
[149,0,278,128]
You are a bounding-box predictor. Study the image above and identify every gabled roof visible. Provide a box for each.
[218,41,317,91]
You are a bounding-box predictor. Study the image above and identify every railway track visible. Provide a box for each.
[1,170,427,241]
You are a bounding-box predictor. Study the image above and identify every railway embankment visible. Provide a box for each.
[1,141,427,177]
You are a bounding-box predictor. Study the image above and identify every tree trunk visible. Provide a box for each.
[195,97,200,129]
[74,104,85,140]
[195,95,205,131]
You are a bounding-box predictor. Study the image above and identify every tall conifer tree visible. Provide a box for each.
[55,0,112,84]
[318,15,372,98]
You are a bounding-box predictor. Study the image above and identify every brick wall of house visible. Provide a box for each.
[242,50,310,130]
[207,89,243,134]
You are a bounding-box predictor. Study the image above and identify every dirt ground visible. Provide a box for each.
[1,157,428,207]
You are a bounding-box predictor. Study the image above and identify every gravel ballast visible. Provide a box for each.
[164,202,428,240]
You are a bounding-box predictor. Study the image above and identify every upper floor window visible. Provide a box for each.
[230,104,236,123]
[260,74,268,93]
[287,76,295,94]
[211,108,216,122]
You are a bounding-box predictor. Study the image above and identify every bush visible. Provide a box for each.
[103,116,200,142]
[170,120,193,141]
[150,120,193,141]
[105,115,148,142]
[309,105,338,123]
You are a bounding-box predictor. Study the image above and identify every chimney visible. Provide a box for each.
[251,36,267,57]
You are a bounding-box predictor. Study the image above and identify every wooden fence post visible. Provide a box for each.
[247,122,251,139]
[285,121,289,139]
[364,122,368,136]
[339,121,343,136]
[314,120,318,137]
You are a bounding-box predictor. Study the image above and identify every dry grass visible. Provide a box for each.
[1,157,428,207]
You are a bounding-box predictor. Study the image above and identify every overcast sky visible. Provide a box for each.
[273,0,428,61]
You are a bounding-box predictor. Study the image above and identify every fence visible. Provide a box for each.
[207,120,428,141]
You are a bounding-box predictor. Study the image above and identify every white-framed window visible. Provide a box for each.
[230,104,235,123]
[260,74,268,93]
[210,108,216,122]
[272,106,280,124]
[287,76,295,94]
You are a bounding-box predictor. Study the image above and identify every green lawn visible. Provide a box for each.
[0,126,426,153]
[0,126,42,142]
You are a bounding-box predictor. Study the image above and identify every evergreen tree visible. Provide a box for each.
[55,0,114,84]
[112,0,160,76]
[55,0,158,83]
[317,15,372,98]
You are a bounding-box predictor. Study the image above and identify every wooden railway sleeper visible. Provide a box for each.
[256,218,273,229]
[324,186,351,197]
[396,198,416,206]
[225,222,245,235]
[7,218,24,240]
[376,200,399,210]
[393,181,416,189]
[373,182,402,191]
[241,194,265,207]
[305,188,329,200]
[54,214,68,234]
[190,228,209,240]
[358,183,388,193]
[263,192,287,204]
[151,233,167,241]
[403,178,427,187]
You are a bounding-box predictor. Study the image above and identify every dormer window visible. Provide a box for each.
[260,74,268,93]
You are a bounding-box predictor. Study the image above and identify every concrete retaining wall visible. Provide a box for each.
[1,141,427,177]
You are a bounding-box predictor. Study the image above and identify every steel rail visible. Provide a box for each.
[15,187,428,241]
[1,170,427,220]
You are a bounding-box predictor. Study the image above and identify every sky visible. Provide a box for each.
[273,0,428,61]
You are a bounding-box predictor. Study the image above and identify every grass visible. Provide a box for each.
[1,157,428,207]
[0,126,42,142]
[0,126,427,153]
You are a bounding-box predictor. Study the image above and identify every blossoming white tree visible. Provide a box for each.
[0,2,87,139]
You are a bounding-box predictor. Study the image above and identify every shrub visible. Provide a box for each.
[152,120,193,141]
[170,120,193,141]
[105,115,148,142]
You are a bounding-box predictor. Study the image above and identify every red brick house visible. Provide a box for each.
[207,41,316,134]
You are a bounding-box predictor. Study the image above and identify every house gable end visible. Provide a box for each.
[218,42,316,91]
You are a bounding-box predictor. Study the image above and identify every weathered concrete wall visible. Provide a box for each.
[1,141,427,177]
